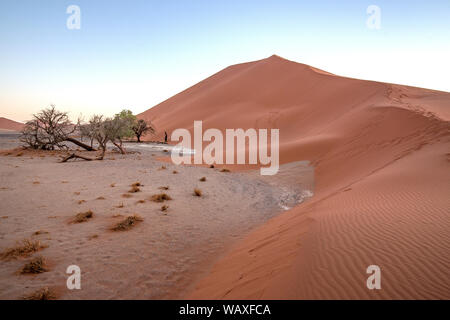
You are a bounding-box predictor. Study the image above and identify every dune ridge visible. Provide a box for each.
[139,55,450,299]
[0,117,24,131]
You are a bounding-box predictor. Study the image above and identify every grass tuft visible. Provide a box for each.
[199,177,206,182]
[128,185,141,193]
[23,287,56,300]
[121,193,133,198]
[111,215,143,231]
[193,188,202,197]
[73,210,93,223]
[150,193,172,202]
[20,256,48,274]
[161,205,169,212]
[220,168,230,172]
[1,239,47,260]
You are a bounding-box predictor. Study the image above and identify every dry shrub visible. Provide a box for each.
[199,177,206,182]
[33,230,49,236]
[128,186,141,193]
[111,215,143,231]
[122,193,133,198]
[220,168,230,172]
[78,200,86,205]
[32,181,40,185]
[74,192,80,195]
[159,165,166,170]
[23,287,56,300]
[73,210,93,223]
[1,239,47,260]
[131,182,141,187]
[88,234,98,240]
[20,256,48,274]
[209,164,215,168]
[96,196,106,200]
[150,193,172,202]
[16,152,23,157]
[172,170,178,174]
[116,203,124,208]
[193,188,202,197]
[159,186,169,190]
[136,199,145,204]
[110,183,116,187]
[61,181,68,184]
[161,205,169,212]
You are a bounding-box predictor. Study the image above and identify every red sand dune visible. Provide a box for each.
[0,117,24,131]
[140,55,450,299]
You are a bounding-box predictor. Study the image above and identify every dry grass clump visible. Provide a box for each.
[20,256,48,274]
[220,168,231,172]
[128,185,141,193]
[161,205,169,212]
[131,182,142,187]
[88,234,99,240]
[136,199,145,204]
[193,188,202,197]
[159,186,169,190]
[72,210,93,223]
[74,192,80,195]
[115,203,124,208]
[159,165,166,170]
[199,177,206,182]
[23,287,56,300]
[110,183,116,187]
[111,215,143,231]
[96,196,106,200]
[1,239,47,260]
[122,193,133,198]
[78,200,86,205]
[172,170,178,174]
[32,181,40,185]
[33,230,49,236]
[209,164,215,168]
[150,193,172,202]
[16,152,23,157]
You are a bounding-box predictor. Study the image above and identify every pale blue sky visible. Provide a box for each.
[1,0,449,121]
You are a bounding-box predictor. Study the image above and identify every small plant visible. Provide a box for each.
[199,177,206,182]
[158,186,169,190]
[16,152,23,157]
[128,185,141,193]
[74,192,80,195]
[23,287,56,300]
[209,164,214,168]
[20,256,48,274]
[172,170,178,174]
[88,234,99,240]
[116,203,124,208]
[110,183,116,187]
[73,210,93,223]
[111,215,143,231]
[122,193,133,198]
[78,200,86,205]
[220,168,230,172]
[193,188,202,197]
[150,193,172,202]
[33,230,49,236]
[131,182,141,187]
[96,196,106,200]
[32,181,40,185]
[159,165,166,170]
[136,199,145,204]
[161,205,169,212]
[1,239,47,260]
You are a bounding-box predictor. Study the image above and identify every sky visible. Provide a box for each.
[0,0,449,122]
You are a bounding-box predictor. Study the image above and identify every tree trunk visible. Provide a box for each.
[60,153,95,163]
[66,137,97,151]
[137,134,141,142]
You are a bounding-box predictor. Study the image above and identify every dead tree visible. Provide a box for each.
[132,119,155,142]
[20,105,96,151]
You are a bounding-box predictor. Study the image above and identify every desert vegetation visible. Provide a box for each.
[1,239,47,260]
[111,215,143,231]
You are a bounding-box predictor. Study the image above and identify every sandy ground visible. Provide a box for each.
[0,140,313,299]
[140,55,450,299]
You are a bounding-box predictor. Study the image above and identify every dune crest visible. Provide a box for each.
[139,55,450,299]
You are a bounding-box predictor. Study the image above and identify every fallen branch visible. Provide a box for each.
[65,137,97,151]
[60,153,97,163]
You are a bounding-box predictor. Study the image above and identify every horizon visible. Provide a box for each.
[1,0,449,122]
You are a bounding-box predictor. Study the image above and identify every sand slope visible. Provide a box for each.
[139,55,450,299]
[0,117,24,132]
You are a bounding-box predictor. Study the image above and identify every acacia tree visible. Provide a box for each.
[132,119,155,142]
[20,105,94,151]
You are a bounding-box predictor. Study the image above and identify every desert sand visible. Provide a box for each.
[0,142,313,299]
[139,55,450,299]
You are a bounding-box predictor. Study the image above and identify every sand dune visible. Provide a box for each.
[0,117,24,132]
[140,55,450,299]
